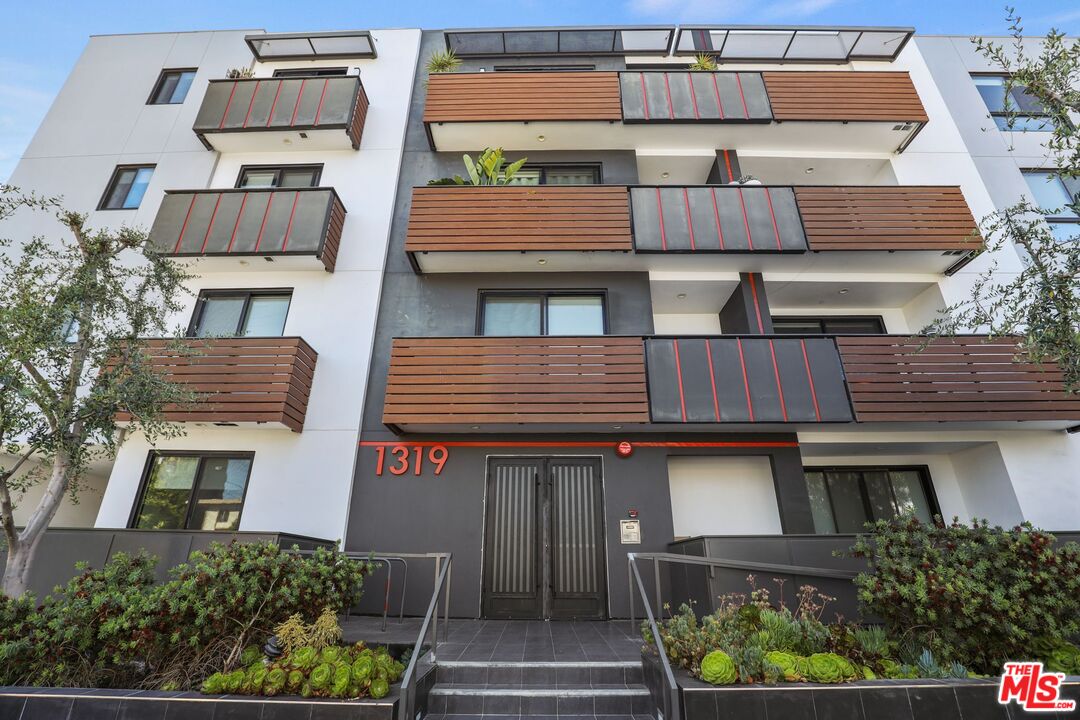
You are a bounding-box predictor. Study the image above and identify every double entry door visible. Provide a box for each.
[482,457,607,620]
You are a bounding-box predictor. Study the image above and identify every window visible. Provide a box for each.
[236,165,322,188]
[131,452,253,531]
[148,69,196,105]
[479,291,606,336]
[971,75,1053,131]
[772,316,885,335]
[506,165,601,185]
[272,67,349,78]
[98,165,154,210]
[804,467,938,534]
[1022,170,1079,243]
[189,291,292,338]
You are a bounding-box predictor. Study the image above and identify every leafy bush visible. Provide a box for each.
[427,147,528,186]
[0,541,369,690]
[850,517,1080,674]
[425,49,462,74]
[203,642,403,699]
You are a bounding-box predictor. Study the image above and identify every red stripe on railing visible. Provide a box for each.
[735,73,750,119]
[281,192,301,251]
[765,187,782,251]
[710,188,725,250]
[639,73,650,120]
[682,188,696,250]
[655,187,668,251]
[217,83,238,130]
[266,81,284,127]
[705,339,720,421]
[241,80,261,128]
[672,339,688,422]
[710,74,724,120]
[200,194,223,253]
[736,338,754,422]
[768,339,789,422]
[173,195,198,254]
[226,193,249,253]
[800,339,822,422]
[687,72,700,119]
[663,73,675,119]
[738,187,754,250]
[253,192,275,252]
[747,273,766,334]
[289,79,308,125]
[313,78,330,126]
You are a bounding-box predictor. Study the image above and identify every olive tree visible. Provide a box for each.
[0,186,193,597]
[926,10,1079,390]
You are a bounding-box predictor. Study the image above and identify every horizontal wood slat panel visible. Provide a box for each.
[837,336,1079,422]
[762,71,928,122]
[405,186,632,253]
[383,337,649,425]
[114,337,317,432]
[795,186,982,251]
[424,72,623,123]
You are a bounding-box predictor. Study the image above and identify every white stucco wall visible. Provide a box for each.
[667,456,783,537]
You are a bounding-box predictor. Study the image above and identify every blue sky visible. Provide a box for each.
[2,0,1077,181]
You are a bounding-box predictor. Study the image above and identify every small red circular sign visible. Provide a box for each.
[616,441,633,458]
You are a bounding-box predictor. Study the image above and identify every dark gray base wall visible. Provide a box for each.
[0,529,334,599]
[641,654,1080,720]
[345,431,805,619]
[0,688,396,720]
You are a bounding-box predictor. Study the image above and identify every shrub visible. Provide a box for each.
[0,541,369,690]
[849,517,1080,674]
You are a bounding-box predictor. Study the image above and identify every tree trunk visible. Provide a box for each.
[1,452,72,597]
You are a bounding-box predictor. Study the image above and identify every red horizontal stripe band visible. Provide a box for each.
[359,440,798,448]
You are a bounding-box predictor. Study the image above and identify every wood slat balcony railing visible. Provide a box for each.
[405,186,633,253]
[761,71,928,122]
[383,337,650,427]
[147,188,346,272]
[116,337,317,432]
[794,186,981,251]
[424,72,623,123]
[837,336,1080,422]
[193,76,369,150]
[646,337,853,423]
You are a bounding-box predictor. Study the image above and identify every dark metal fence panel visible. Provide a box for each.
[620,71,773,121]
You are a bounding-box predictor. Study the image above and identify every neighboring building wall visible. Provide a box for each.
[4,456,110,528]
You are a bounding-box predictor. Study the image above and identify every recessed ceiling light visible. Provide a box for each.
[612,425,622,430]
[537,135,546,142]
[238,260,249,266]
[676,293,687,300]
[537,258,547,265]
[805,167,815,174]
[471,425,480,429]
[839,288,849,294]
[282,138,292,145]
[660,172,670,179]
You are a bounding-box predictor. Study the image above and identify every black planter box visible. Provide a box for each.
[642,650,1080,719]
[0,686,397,720]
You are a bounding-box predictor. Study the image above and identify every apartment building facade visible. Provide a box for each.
[346,26,1080,620]
[2,24,1078,616]
[3,28,421,546]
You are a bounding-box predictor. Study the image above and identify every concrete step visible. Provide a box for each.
[427,683,652,716]
[435,660,643,686]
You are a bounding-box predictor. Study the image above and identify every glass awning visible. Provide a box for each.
[674,26,913,62]
[246,31,377,61]
[444,27,675,57]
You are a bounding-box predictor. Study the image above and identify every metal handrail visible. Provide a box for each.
[398,553,453,720]
[629,551,858,618]
[628,553,680,720]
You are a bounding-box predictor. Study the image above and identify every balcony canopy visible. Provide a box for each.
[444,26,675,57]
[673,26,913,62]
[245,31,376,61]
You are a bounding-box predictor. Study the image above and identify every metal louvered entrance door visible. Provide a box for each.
[483,457,606,620]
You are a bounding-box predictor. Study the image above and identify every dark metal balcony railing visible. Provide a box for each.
[620,71,773,122]
[147,188,346,272]
[193,76,369,149]
[646,336,853,423]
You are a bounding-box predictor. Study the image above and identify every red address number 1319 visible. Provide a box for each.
[375,445,448,476]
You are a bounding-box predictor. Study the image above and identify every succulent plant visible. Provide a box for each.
[287,669,305,692]
[201,672,227,694]
[289,646,318,671]
[370,676,390,699]
[763,651,803,681]
[353,655,374,682]
[331,662,352,697]
[309,662,333,691]
[240,645,263,667]
[806,653,846,683]
[701,650,738,685]
[263,667,287,696]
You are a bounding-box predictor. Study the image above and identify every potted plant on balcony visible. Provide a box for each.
[427,147,528,186]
